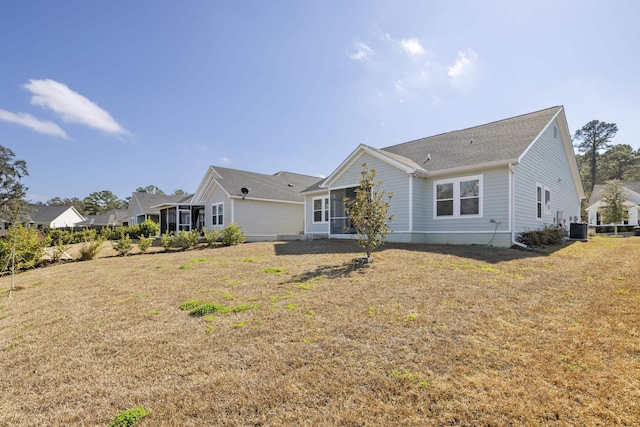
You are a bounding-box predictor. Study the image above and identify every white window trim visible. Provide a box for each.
[536,183,543,220]
[433,174,483,219]
[312,196,329,224]
[544,187,551,215]
[536,183,551,220]
[212,202,224,226]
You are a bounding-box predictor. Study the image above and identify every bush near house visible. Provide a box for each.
[517,225,565,246]
[219,222,245,246]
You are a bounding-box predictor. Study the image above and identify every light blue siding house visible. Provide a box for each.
[303,106,585,247]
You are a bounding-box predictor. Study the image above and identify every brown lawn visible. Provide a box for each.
[0,237,639,426]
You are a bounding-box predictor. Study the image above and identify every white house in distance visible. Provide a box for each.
[153,166,321,241]
[23,204,85,229]
[586,182,640,227]
[303,106,585,247]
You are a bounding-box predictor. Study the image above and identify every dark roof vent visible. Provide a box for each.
[287,183,293,187]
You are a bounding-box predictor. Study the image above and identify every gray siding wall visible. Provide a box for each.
[412,176,429,231]
[203,185,230,229]
[513,118,581,232]
[305,192,330,234]
[331,152,411,232]
[422,166,510,233]
[233,199,304,237]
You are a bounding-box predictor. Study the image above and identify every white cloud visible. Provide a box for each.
[448,48,480,90]
[23,79,129,136]
[399,38,425,57]
[0,109,70,140]
[349,41,373,62]
[220,156,230,165]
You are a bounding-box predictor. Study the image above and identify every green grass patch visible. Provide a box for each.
[220,291,235,300]
[179,300,205,311]
[390,369,429,388]
[404,313,418,322]
[181,300,258,317]
[108,407,150,427]
[261,267,287,275]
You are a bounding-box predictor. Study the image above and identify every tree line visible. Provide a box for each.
[573,120,640,194]
[32,186,189,216]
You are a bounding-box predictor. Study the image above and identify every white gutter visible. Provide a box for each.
[408,175,413,232]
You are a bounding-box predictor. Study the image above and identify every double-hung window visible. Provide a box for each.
[434,175,482,218]
[536,184,550,219]
[212,203,224,226]
[313,197,329,223]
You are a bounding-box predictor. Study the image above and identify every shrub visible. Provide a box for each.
[45,228,72,246]
[113,234,133,256]
[160,232,172,249]
[0,224,49,271]
[160,230,201,250]
[220,222,245,246]
[139,219,160,238]
[517,225,565,246]
[138,235,152,253]
[99,226,116,241]
[203,227,221,247]
[78,233,104,261]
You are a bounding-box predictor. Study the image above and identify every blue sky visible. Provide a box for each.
[1,1,638,202]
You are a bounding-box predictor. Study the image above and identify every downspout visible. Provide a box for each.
[408,174,413,232]
[303,196,307,235]
[509,163,527,249]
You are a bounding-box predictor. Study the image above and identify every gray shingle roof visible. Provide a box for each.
[381,106,563,172]
[211,167,322,202]
[76,208,128,227]
[24,204,81,225]
[133,192,187,213]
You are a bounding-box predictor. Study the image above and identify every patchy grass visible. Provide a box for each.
[1,238,639,425]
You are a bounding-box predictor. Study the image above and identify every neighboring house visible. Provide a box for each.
[22,204,86,229]
[77,208,129,229]
[303,106,585,247]
[153,166,321,241]
[126,192,187,226]
[586,182,640,227]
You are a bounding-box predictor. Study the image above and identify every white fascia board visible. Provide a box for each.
[193,166,231,202]
[427,160,517,178]
[228,196,304,205]
[322,144,416,188]
[518,106,586,200]
[556,107,586,200]
[301,188,330,195]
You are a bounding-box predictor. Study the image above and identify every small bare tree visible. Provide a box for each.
[344,163,394,263]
